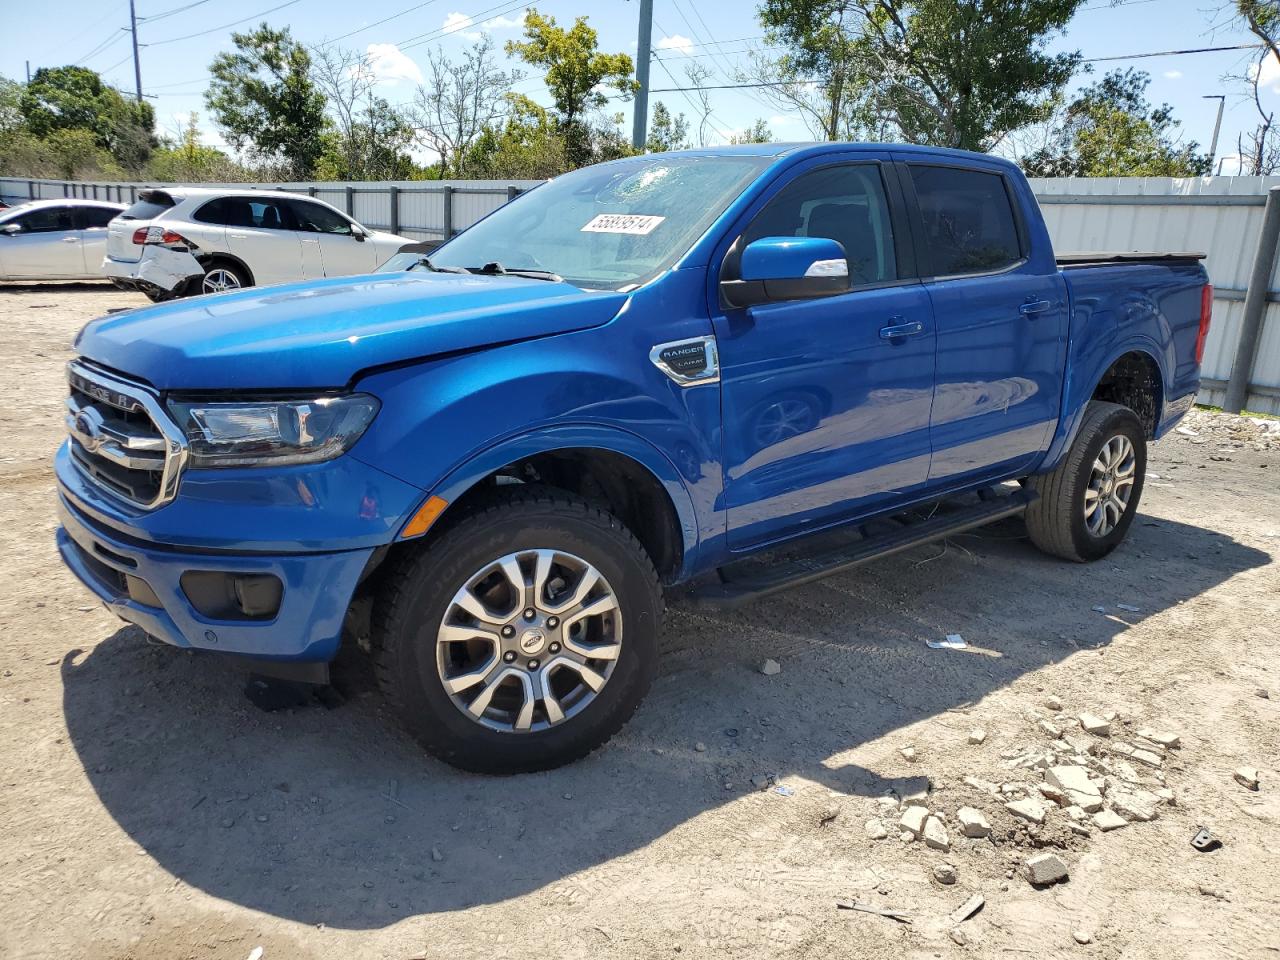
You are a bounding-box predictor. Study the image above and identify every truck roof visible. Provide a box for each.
[613,141,1020,170]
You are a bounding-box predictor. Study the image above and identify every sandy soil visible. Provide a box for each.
[0,283,1277,960]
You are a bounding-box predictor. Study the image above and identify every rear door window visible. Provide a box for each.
[76,206,118,229]
[195,197,295,230]
[739,164,899,286]
[908,165,1023,276]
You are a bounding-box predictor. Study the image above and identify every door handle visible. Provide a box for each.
[879,318,924,341]
[228,232,248,240]
[62,236,80,243]
[1020,299,1052,316]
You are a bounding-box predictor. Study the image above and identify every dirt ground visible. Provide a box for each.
[1,282,1278,960]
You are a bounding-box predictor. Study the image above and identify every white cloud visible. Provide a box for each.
[1163,69,1182,80]
[656,34,693,55]
[442,11,481,40]
[1249,54,1280,93]
[441,9,523,41]
[365,42,424,85]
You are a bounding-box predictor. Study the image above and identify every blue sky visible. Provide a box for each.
[6,0,1279,173]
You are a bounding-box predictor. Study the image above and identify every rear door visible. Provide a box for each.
[898,159,1069,487]
[286,198,378,276]
[0,204,82,278]
[713,157,937,549]
[72,205,120,274]
[220,196,303,286]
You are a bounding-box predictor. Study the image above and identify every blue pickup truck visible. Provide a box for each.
[56,143,1212,772]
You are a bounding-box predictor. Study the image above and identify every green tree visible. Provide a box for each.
[19,66,154,172]
[206,23,327,178]
[1022,70,1211,177]
[1232,1,1280,174]
[645,102,690,153]
[506,9,635,165]
[463,96,568,179]
[730,118,775,144]
[146,113,251,181]
[756,0,1085,150]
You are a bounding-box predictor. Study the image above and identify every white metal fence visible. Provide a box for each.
[4,172,1279,413]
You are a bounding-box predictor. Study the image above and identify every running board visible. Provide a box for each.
[688,488,1037,611]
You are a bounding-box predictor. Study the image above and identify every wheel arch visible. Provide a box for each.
[399,426,700,583]
[196,251,255,286]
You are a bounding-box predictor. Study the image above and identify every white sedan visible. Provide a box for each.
[101,187,412,300]
[0,199,125,281]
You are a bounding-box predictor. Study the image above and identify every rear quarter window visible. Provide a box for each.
[119,191,176,221]
[909,165,1023,276]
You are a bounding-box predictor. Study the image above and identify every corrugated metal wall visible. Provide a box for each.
[4,172,1279,412]
[1029,175,1280,414]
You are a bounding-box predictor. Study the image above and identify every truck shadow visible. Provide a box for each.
[59,514,1269,929]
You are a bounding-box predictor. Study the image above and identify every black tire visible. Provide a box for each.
[193,261,251,296]
[372,486,663,774]
[1025,400,1146,562]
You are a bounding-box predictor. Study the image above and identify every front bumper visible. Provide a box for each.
[101,249,200,293]
[57,492,374,662]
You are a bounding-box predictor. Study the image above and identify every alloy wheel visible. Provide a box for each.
[435,549,622,733]
[1084,433,1136,537]
[202,268,242,294]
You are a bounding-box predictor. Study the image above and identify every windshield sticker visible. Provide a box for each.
[581,214,666,235]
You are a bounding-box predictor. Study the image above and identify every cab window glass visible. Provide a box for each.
[909,165,1022,275]
[78,206,118,228]
[195,197,294,230]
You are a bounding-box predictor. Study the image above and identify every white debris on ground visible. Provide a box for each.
[860,701,1199,891]
[1175,407,1280,452]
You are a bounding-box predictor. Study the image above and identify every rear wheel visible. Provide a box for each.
[197,261,250,296]
[1025,400,1146,562]
[373,487,662,773]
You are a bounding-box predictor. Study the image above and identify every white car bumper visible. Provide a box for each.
[101,249,202,293]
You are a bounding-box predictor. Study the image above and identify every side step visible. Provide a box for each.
[688,488,1037,611]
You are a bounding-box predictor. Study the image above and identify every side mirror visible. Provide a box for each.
[1,223,20,236]
[352,227,367,241]
[721,236,849,309]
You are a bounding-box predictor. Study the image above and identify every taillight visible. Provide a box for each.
[132,226,195,251]
[1195,283,1213,365]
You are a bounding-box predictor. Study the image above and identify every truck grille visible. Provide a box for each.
[65,361,188,509]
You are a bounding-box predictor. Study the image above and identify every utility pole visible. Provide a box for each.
[1203,94,1225,170]
[25,60,31,83]
[128,0,143,103]
[631,0,653,150]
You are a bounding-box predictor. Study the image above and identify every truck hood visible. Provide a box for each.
[75,272,628,390]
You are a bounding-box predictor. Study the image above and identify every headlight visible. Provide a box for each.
[166,394,380,468]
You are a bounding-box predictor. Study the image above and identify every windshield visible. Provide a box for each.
[429,155,770,290]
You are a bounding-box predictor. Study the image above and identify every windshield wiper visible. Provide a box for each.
[468,260,563,282]
[412,257,469,275]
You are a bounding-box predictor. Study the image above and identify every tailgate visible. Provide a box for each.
[106,221,142,263]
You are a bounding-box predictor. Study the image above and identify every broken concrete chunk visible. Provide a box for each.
[1155,788,1176,806]
[1046,765,1100,799]
[963,776,1000,796]
[1092,809,1128,831]
[923,816,951,852]
[1137,728,1181,749]
[933,862,958,885]
[948,893,985,926]
[1078,713,1111,736]
[1005,798,1049,824]
[865,819,889,840]
[968,727,987,745]
[1234,767,1261,791]
[1063,734,1097,756]
[1038,720,1063,739]
[1022,852,1069,886]
[900,746,918,763]
[1044,695,1064,712]
[899,805,928,838]
[1110,790,1160,822]
[759,658,781,676]
[1130,749,1163,769]
[957,806,991,838]
[889,775,931,808]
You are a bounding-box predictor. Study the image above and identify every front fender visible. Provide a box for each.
[401,424,703,580]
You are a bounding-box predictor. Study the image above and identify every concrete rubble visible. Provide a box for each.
[1023,852,1069,886]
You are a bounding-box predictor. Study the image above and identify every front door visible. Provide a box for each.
[286,199,377,276]
[1,204,83,278]
[898,160,1069,486]
[713,160,937,549]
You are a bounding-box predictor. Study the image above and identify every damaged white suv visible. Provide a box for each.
[102,187,411,300]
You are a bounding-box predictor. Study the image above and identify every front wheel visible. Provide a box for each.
[373,487,662,773]
[1024,400,1147,562]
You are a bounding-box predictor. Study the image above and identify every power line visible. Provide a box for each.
[139,0,213,23]
[322,0,445,45]
[1084,42,1265,63]
[142,0,302,46]
[74,30,128,66]
[396,0,529,52]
